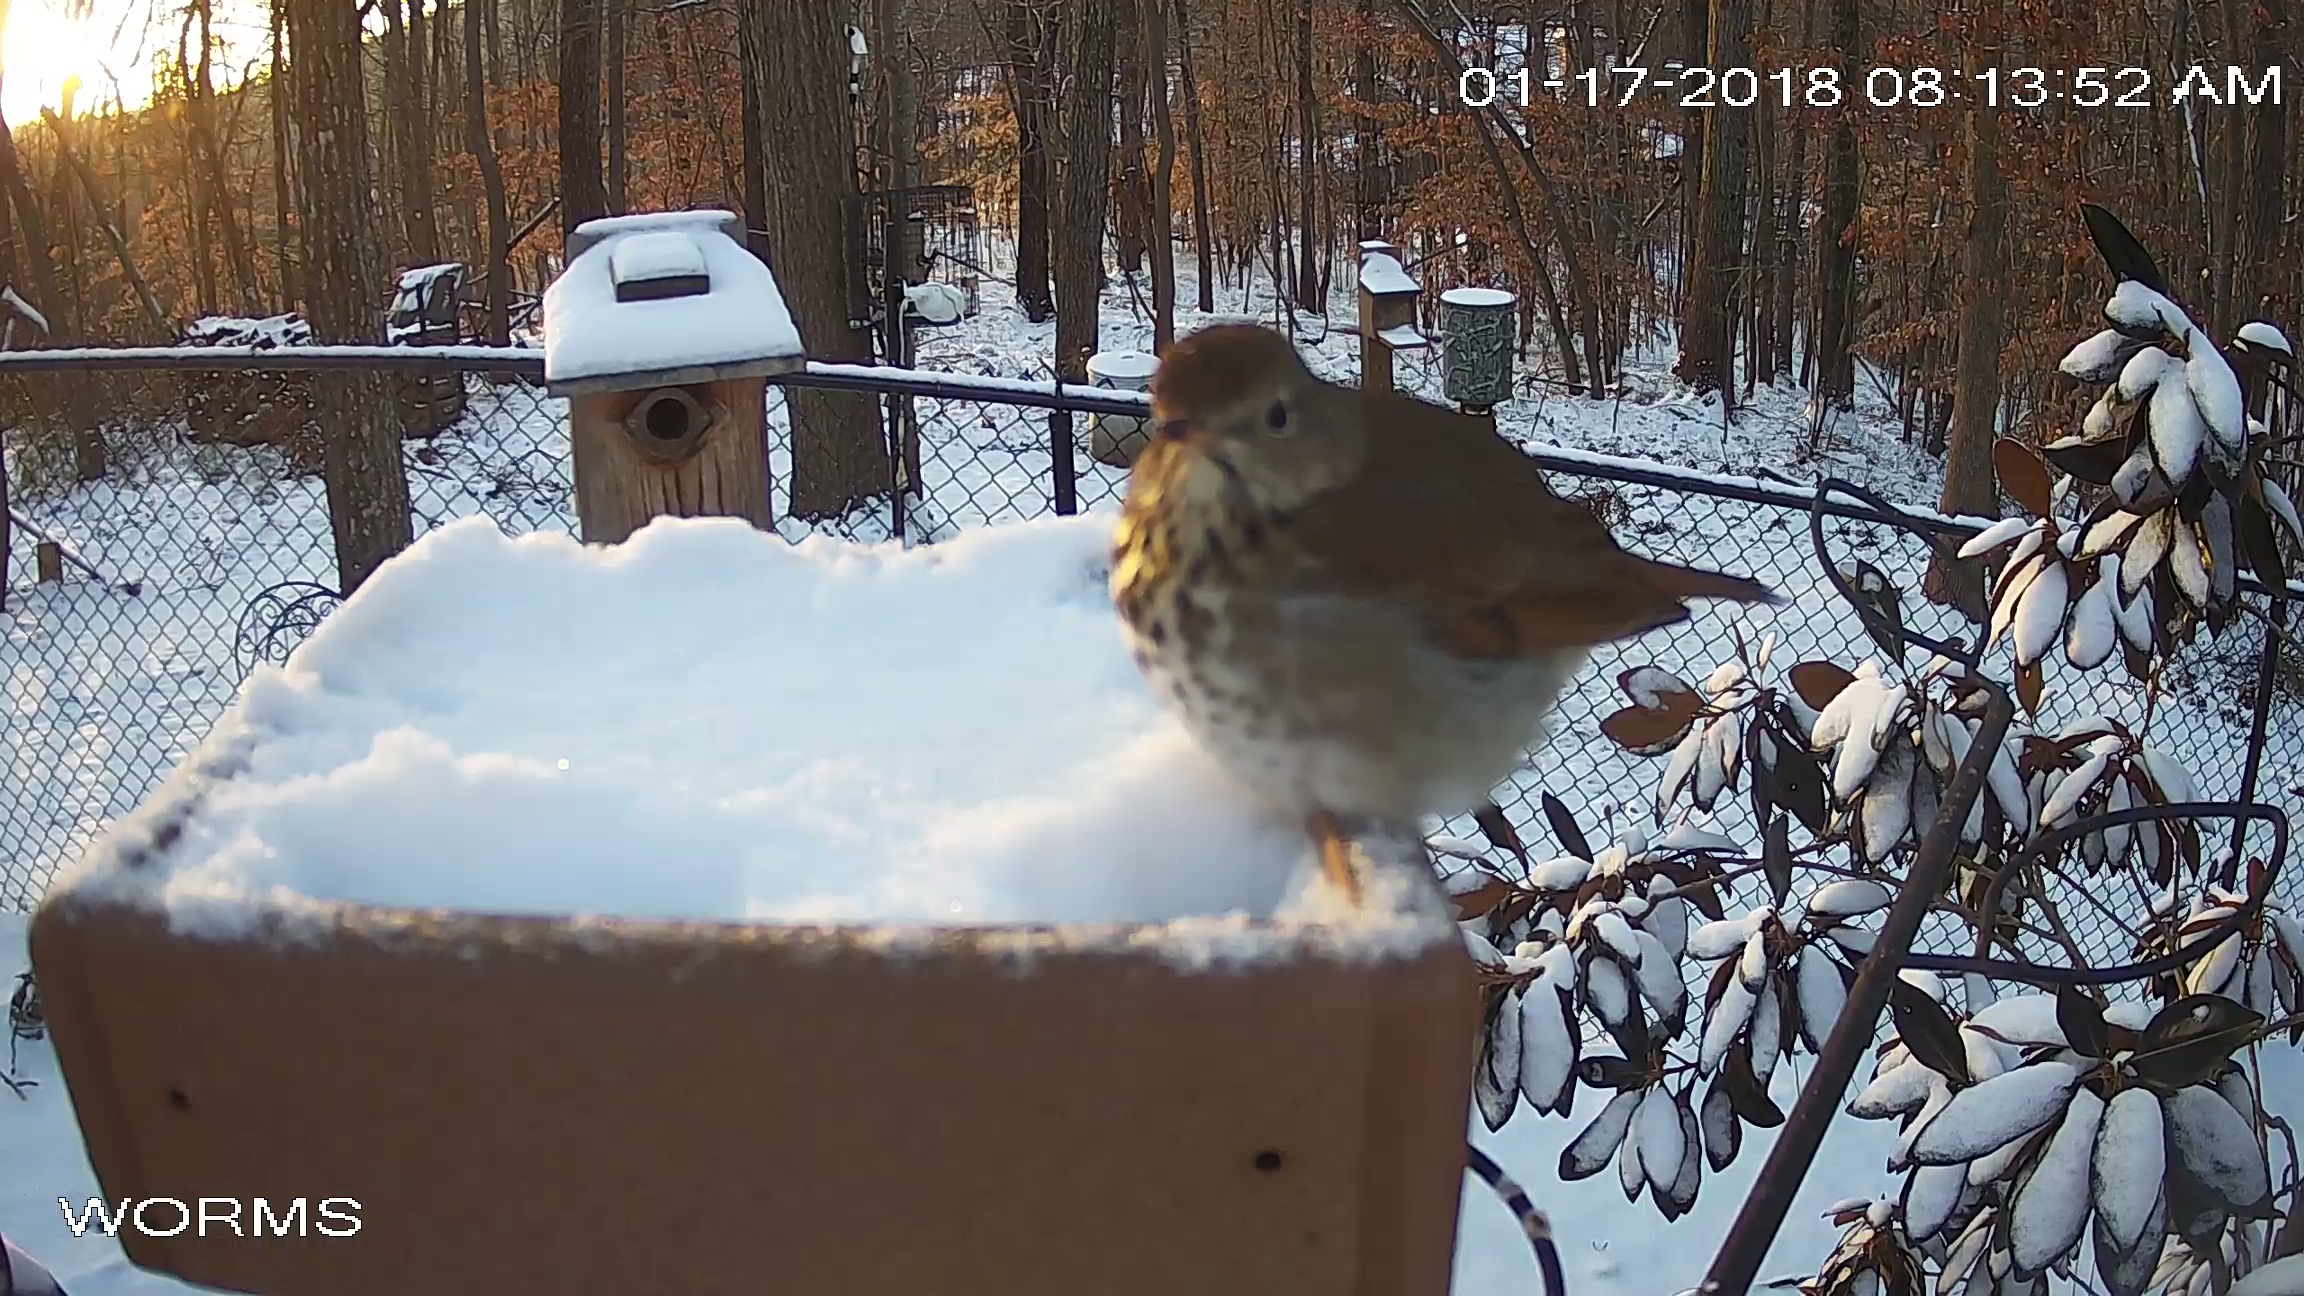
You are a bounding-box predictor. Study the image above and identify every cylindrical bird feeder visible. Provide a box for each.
[1438,287,1518,416]
[1086,349,1161,469]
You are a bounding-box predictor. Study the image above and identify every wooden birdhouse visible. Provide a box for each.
[543,210,806,545]
[1356,241,1427,394]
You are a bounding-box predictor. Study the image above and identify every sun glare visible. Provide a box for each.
[1,0,144,126]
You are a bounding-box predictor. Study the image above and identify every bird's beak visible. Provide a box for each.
[1154,416,1205,445]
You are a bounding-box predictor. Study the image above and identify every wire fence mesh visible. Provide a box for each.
[6,354,2299,979]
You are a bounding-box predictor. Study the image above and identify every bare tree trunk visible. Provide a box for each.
[605,0,628,212]
[737,1,768,259]
[1812,0,1858,405]
[187,0,262,308]
[467,0,511,344]
[1175,0,1214,313]
[1293,0,1318,308]
[1113,0,1149,276]
[740,0,890,520]
[1052,0,1115,509]
[1925,0,2007,622]
[1009,0,1057,321]
[559,0,607,239]
[285,0,413,591]
[0,89,63,336]
[2234,0,2288,323]
[1147,0,1178,349]
[379,0,440,267]
[1675,0,1750,397]
[1351,0,1378,241]
[270,0,298,307]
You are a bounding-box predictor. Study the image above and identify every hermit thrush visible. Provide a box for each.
[1110,324,1776,903]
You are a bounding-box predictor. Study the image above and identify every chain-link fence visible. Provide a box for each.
[6,351,2299,968]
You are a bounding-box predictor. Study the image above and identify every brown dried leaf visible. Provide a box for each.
[1790,660,1858,712]
[1602,703,1698,753]
[1996,439,2056,520]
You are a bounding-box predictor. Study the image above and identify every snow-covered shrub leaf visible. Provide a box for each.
[1618,665,1699,712]
[1846,561,1908,659]
[2169,518,2211,607]
[1849,1059,1938,1120]
[2131,994,2264,1094]
[1660,1093,1703,1218]
[1701,966,1758,1075]
[1690,909,1772,961]
[1995,440,2055,519]
[1561,1088,1642,1180]
[2008,1086,2103,1275]
[2092,1087,2167,1252]
[1635,1088,1685,1202]
[2120,509,2173,596]
[1795,944,1849,1054]
[2011,559,2071,666]
[1903,1161,1968,1243]
[1700,1076,1741,1170]
[1908,1060,2083,1165]
[2147,362,2207,480]
[1518,981,1578,1115]
[1476,990,1522,1130]
[1888,977,1972,1086]
[2060,328,2146,382]
[2162,1084,2269,1212]
[2184,343,2246,459]
[2065,570,2117,670]
[1809,879,1893,921]
[1959,515,2036,559]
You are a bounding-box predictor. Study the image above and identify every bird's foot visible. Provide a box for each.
[1305,809,1366,908]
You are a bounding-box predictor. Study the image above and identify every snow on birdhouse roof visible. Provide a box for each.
[1358,252,1419,297]
[51,514,1452,965]
[1441,286,1516,308]
[543,209,805,396]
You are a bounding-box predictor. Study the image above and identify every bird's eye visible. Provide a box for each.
[1265,401,1291,435]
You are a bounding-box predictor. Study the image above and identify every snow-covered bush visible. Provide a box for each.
[1442,210,2302,1296]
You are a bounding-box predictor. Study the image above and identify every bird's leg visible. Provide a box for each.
[1472,801,1536,880]
[1305,809,1365,907]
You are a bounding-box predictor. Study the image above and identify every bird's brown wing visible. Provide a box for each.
[1289,389,1774,659]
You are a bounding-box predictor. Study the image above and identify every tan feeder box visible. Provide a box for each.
[544,209,806,543]
[1356,240,1428,394]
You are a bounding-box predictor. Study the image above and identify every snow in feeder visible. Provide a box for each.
[28,512,1477,1296]
[1439,286,1518,414]
[1086,348,1161,468]
[543,209,805,544]
[1356,241,1426,394]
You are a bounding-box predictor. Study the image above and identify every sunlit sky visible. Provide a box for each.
[1,0,266,126]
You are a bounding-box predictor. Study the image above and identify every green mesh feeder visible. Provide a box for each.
[1438,287,1517,413]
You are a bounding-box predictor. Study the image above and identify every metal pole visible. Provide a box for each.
[1698,682,2015,1295]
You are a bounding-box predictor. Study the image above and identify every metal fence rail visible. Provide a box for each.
[5,350,2299,962]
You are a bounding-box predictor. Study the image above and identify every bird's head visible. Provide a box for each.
[1141,324,1365,510]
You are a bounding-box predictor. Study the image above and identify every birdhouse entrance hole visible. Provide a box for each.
[622,386,716,464]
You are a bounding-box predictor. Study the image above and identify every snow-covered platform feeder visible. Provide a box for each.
[544,209,806,545]
[28,512,1479,1296]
